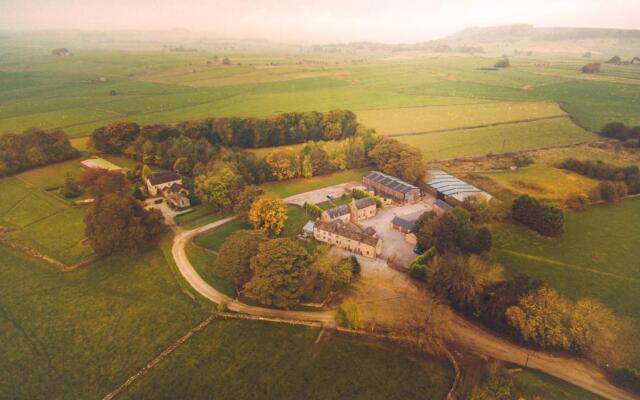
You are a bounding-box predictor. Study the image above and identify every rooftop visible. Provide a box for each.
[363,171,418,194]
[391,216,417,232]
[80,158,122,171]
[325,204,351,219]
[314,220,380,247]
[148,171,182,186]
[354,197,377,209]
[427,170,492,203]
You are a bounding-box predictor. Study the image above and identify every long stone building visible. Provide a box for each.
[363,171,420,204]
[313,220,382,258]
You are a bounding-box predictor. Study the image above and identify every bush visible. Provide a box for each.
[599,181,627,202]
[409,263,427,281]
[335,299,363,329]
[303,201,323,218]
[494,58,510,68]
[582,62,601,73]
[349,255,361,276]
[565,193,589,210]
[511,195,564,236]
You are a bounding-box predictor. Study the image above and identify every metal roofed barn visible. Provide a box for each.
[426,170,492,206]
[362,171,420,204]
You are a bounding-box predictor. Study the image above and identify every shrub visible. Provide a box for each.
[581,62,601,73]
[349,255,361,276]
[494,58,510,68]
[565,193,589,210]
[511,195,564,236]
[336,299,363,329]
[409,263,427,281]
[599,181,627,202]
[303,201,323,218]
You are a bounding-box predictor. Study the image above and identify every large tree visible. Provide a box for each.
[214,230,266,289]
[265,148,300,181]
[243,238,309,308]
[194,165,242,212]
[90,121,140,154]
[368,137,426,184]
[84,193,166,256]
[248,195,288,236]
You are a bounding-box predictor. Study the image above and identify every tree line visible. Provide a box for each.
[599,122,640,148]
[558,158,640,199]
[90,110,358,155]
[0,129,79,177]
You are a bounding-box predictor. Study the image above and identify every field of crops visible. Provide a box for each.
[396,117,596,161]
[357,101,566,135]
[492,197,640,324]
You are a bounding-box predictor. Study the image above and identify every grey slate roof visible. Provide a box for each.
[325,204,351,219]
[426,170,491,202]
[364,171,418,194]
[148,171,181,186]
[391,216,416,232]
[314,220,380,247]
[354,197,376,209]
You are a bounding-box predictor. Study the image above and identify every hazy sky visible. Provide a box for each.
[1,0,638,43]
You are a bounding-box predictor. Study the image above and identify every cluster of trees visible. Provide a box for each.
[90,110,358,156]
[600,122,640,147]
[214,230,358,308]
[414,206,493,256]
[558,158,640,198]
[494,58,510,68]
[581,62,601,73]
[351,188,382,207]
[512,195,564,236]
[0,129,79,177]
[368,137,427,185]
[82,169,166,256]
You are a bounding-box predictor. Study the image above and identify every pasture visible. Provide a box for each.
[0,170,91,265]
[398,117,596,161]
[261,168,364,198]
[492,197,640,324]
[356,101,566,135]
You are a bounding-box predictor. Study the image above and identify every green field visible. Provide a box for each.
[261,169,365,198]
[193,219,252,251]
[357,101,566,135]
[186,241,236,298]
[493,197,640,324]
[0,170,91,264]
[122,318,453,400]
[397,117,596,161]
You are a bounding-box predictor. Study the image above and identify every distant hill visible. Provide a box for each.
[441,24,640,44]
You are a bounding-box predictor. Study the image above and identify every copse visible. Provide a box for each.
[558,158,640,195]
[368,137,426,185]
[0,129,79,177]
[511,195,564,237]
[599,122,640,146]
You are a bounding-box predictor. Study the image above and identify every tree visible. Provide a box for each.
[248,195,287,236]
[301,155,313,177]
[565,192,589,210]
[194,165,242,211]
[80,169,128,197]
[506,286,573,350]
[84,192,166,256]
[265,149,300,181]
[243,238,309,308]
[607,55,622,65]
[601,122,629,140]
[304,254,354,302]
[233,185,264,214]
[222,57,232,65]
[494,58,510,68]
[511,195,563,236]
[428,253,503,313]
[89,121,140,154]
[214,230,266,289]
[141,164,152,181]
[335,299,363,329]
[368,137,426,184]
[61,173,82,198]
[306,145,332,175]
[581,63,601,73]
[599,181,622,202]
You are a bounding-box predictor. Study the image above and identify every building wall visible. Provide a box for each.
[351,204,376,221]
[313,227,378,258]
[321,211,351,223]
[363,176,420,204]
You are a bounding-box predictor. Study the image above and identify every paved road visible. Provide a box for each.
[171,214,638,400]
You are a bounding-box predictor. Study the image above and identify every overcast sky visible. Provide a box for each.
[1,0,638,43]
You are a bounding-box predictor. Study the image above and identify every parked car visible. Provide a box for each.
[413,245,426,255]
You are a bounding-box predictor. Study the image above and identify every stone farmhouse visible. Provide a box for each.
[146,171,191,210]
[320,197,377,223]
[363,171,420,204]
[313,219,382,258]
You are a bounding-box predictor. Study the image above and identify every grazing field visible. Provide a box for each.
[492,197,640,324]
[261,169,364,198]
[357,101,566,135]
[121,318,454,400]
[0,243,209,399]
[186,242,236,298]
[398,118,596,161]
[0,174,91,264]
[193,219,252,251]
[174,204,227,229]
[283,205,311,238]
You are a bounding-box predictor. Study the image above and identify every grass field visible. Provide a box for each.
[0,171,91,264]
[397,117,596,161]
[186,242,237,298]
[492,197,640,324]
[122,318,454,400]
[193,219,252,251]
[514,370,603,400]
[261,169,365,198]
[357,101,566,135]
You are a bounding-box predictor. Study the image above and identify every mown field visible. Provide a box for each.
[2,51,639,143]
[122,318,454,400]
[492,197,640,324]
[397,117,596,161]
[0,163,92,264]
[356,101,566,135]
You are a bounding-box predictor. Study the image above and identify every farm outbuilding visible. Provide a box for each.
[81,158,123,172]
[363,171,420,204]
[425,170,491,206]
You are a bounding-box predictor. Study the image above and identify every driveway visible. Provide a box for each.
[358,199,434,268]
[284,182,357,206]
